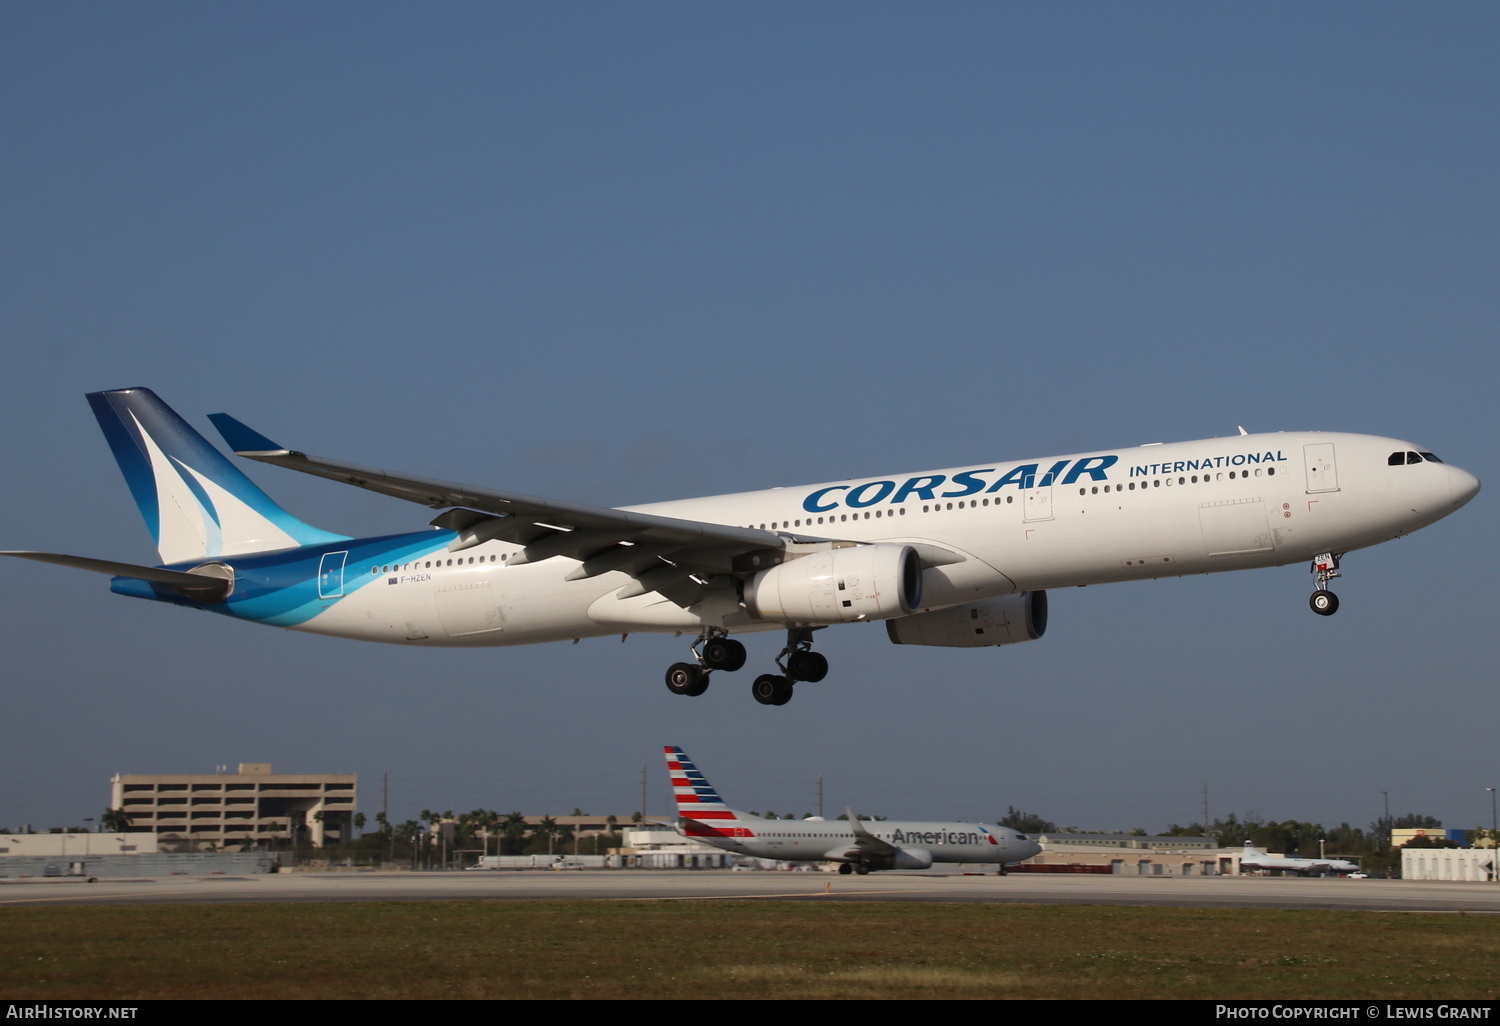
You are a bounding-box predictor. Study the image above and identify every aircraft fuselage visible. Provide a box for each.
[112,429,1476,647]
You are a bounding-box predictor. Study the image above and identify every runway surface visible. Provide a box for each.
[4,870,1500,912]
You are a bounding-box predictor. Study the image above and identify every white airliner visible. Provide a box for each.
[1237,841,1360,876]
[2,388,1480,706]
[663,745,1041,873]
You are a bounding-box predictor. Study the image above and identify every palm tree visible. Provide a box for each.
[536,816,559,855]
[502,812,528,856]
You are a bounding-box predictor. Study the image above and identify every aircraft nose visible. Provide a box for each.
[1448,465,1481,508]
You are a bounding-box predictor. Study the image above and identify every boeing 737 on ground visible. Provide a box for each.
[1238,841,1360,876]
[2,389,1480,705]
[663,745,1041,873]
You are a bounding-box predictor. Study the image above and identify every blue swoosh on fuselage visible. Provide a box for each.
[110,531,457,627]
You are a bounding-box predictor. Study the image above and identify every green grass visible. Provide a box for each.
[3,901,1496,1000]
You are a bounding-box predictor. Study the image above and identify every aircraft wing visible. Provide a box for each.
[844,807,900,858]
[209,413,785,602]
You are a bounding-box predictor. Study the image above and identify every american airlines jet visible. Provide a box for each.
[663,745,1042,873]
[2,388,1480,706]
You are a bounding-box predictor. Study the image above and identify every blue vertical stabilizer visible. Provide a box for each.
[87,388,349,564]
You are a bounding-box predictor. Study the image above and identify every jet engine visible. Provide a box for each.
[887,847,934,870]
[742,544,922,624]
[885,591,1048,648]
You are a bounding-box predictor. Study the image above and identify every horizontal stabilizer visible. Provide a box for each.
[1,551,233,601]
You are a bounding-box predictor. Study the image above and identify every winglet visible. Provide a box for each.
[207,412,290,455]
[845,807,872,838]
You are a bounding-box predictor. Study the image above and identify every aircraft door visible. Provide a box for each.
[317,550,347,599]
[1023,472,1053,522]
[1303,443,1339,493]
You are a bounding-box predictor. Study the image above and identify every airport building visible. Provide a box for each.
[1402,847,1498,882]
[1021,832,1228,875]
[0,833,155,857]
[110,763,357,852]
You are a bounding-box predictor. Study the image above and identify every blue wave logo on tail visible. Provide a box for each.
[88,388,349,563]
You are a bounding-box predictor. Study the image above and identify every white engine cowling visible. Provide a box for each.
[885,591,1048,648]
[743,544,922,624]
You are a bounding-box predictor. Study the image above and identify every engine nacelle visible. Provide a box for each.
[885,591,1048,648]
[889,847,934,871]
[743,544,922,624]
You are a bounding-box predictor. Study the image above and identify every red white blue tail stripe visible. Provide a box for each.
[663,745,755,839]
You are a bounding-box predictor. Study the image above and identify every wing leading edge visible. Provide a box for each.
[208,412,788,605]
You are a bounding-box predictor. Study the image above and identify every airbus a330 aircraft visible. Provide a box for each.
[663,745,1041,873]
[2,389,1480,706]
[1237,841,1360,876]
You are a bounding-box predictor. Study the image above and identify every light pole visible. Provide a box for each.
[1488,788,1497,884]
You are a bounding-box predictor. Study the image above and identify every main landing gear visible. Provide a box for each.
[663,628,747,698]
[750,627,830,707]
[1309,552,1342,616]
[662,627,832,707]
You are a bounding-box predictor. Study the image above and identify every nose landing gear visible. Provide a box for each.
[1309,552,1342,616]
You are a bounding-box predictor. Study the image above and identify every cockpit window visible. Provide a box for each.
[1390,451,1444,466]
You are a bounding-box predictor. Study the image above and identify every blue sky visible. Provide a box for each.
[2,3,1495,836]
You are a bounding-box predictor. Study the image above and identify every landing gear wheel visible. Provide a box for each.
[838,863,853,876]
[665,662,710,697]
[1309,590,1339,616]
[855,864,870,876]
[751,673,794,706]
[701,637,747,672]
[785,650,829,683]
